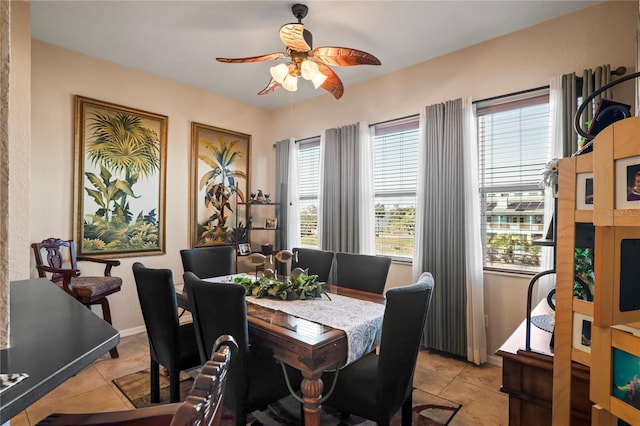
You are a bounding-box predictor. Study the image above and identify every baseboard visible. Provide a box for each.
[119,325,146,338]
[487,354,503,367]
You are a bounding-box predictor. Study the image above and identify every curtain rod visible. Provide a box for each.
[473,85,549,105]
[272,135,320,148]
[575,66,627,84]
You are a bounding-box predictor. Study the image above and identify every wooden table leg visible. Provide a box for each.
[300,370,324,426]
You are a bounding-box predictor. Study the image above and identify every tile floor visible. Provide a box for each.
[10,333,508,425]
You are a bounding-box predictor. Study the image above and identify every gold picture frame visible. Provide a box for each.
[74,96,167,257]
[190,122,250,248]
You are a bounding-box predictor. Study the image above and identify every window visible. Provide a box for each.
[477,89,550,272]
[297,137,321,248]
[372,116,420,260]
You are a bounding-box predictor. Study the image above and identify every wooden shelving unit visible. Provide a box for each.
[553,117,640,425]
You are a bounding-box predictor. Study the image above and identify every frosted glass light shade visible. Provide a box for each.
[281,75,298,91]
[311,72,328,89]
[270,63,289,84]
[301,60,320,80]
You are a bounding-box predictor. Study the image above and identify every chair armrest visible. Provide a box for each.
[77,256,121,276]
[36,265,80,295]
[37,403,179,425]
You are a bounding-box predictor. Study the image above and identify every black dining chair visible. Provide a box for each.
[291,247,334,283]
[184,271,295,426]
[132,262,201,403]
[322,273,435,426]
[334,252,391,294]
[180,245,234,279]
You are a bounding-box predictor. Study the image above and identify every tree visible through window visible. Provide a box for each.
[297,138,320,248]
[372,116,419,260]
[477,89,550,272]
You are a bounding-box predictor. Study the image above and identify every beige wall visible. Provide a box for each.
[9,0,31,281]
[31,40,275,332]
[29,1,638,356]
[265,0,638,356]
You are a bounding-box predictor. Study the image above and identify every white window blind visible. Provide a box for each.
[372,116,419,259]
[477,89,550,272]
[297,138,320,248]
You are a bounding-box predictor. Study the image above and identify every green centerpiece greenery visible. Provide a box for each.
[234,270,323,300]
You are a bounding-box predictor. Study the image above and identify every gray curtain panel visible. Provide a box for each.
[561,64,611,156]
[320,123,361,253]
[275,139,289,251]
[417,99,467,357]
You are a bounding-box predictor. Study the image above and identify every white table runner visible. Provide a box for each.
[203,275,385,366]
[248,294,385,366]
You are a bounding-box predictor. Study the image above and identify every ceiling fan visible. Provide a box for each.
[216,3,381,100]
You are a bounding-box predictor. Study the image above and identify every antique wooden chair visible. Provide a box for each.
[31,237,122,358]
[37,335,238,426]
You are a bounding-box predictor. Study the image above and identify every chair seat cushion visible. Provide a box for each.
[70,276,122,298]
[324,352,379,417]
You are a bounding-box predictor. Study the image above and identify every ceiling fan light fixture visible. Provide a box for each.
[281,74,298,91]
[270,63,289,84]
[300,59,319,80]
[311,71,328,89]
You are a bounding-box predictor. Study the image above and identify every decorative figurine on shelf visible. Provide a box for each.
[256,189,264,203]
[250,192,256,203]
[264,193,271,203]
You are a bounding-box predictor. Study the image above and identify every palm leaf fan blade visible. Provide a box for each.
[279,23,312,52]
[311,47,381,66]
[258,78,281,95]
[216,52,285,63]
[316,63,343,99]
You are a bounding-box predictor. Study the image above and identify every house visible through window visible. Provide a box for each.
[297,137,320,248]
[372,116,419,260]
[477,88,550,272]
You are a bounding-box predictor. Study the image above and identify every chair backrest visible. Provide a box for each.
[377,273,434,411]
[180,246,234,279]
[183,271,250,413]
[170,335,238,426]
[31,237,78,282]
[132,262,182,369]
[334,252,391,294]
[291,247,334,283]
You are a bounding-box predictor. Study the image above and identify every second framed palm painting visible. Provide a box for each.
[190,122,250,248]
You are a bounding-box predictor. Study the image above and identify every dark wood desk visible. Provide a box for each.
[0,278,120,422]
[176,282,385,426]
[496,301,590,426]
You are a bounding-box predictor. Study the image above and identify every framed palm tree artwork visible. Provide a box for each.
[190,122,250,248]
[73,96,167,257]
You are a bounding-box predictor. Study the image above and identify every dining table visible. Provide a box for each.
[175,274,386,426]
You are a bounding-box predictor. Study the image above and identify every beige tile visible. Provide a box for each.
[29,364,106,406]
[26,384,131,424]
[457,363,503,394]
[8,411,30,426]
[93,334,150,382]
[416,350,469,375]
[439,376,509,426]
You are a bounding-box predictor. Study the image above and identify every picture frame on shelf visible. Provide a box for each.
[576,172,594,210]
[608,227,640,326]
[190,122,250,248]
[73,95,167,257]
[608,328,640,423]
[238,243,251,256]
[615,155,640,209]
[265,217,278,229]
[572,312,592,353]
